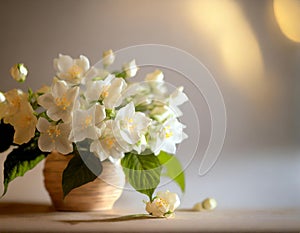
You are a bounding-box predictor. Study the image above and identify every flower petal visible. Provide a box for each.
[37,93,55,109]
[38,134,55,152]
[76,55,90,72]
[55,137,73,154]
[54,54,73,73]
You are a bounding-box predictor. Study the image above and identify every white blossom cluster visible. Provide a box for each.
[1,50,188,163]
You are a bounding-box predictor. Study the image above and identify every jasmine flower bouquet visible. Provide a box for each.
[0,50,188,217]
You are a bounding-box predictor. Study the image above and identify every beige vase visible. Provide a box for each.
[43,151,125,211]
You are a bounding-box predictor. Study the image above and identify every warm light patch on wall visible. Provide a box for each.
[274,0,300,43]
[187,0,264,96]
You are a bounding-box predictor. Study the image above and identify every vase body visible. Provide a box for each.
[43,151,125,211]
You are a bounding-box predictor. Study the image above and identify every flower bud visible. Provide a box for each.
[193,198,217,211]
[193,202,204,211]
[10,63,28,82]
[145,69,164,82]
[123,59,138,78]
[202,198,217,210]
[0,92,6,103]
[102,49,115,67]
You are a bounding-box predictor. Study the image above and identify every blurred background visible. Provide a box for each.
[0,0,299,210]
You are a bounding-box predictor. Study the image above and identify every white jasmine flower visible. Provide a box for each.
[104,78,127,109]
[7,106,37,145]
[10,63,28,82]
[3,89,27,116]
[114,102,151,146]
[168,86,188,117]
[145,190,180,218]
[149,117,187,155]
[37,117,72,154]
[85,74,127,109]
[102,49,115,67]
[2,89,37,144]
[70,104,106,142]
[91,103,151,161]
[53,54,90,84]
[90,120,125,162]
[85,74,113,101]
[146,198,169,218]
[156,190,180,212]
[123,59,138,78]
[38,78,79,122]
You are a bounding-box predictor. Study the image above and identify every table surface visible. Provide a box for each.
[0,203,300,232]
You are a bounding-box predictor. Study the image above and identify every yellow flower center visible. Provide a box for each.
[83,115,93,128]
[47,125,61,142]
[101,85,110,98]
[165,132,173,138]
[128,118,134,123]
[104,138,115,149]
[55,94,71,110]
[164,126,173,139]
[156,198,168,208]
[126,118,135,132]
[68,64,83,78]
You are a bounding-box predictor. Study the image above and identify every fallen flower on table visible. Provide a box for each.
[145,190,180,218]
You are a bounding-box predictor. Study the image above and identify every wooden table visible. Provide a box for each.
[0,203,299,232]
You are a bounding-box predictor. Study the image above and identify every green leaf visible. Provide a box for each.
[114,71,127,78]
[157,151,185,193]
[0,121,14,153]
[121,152,162,201]
[2,133,46,196]
[62,147,102,198]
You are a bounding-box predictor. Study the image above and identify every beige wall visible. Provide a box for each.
[0,0,299,209]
